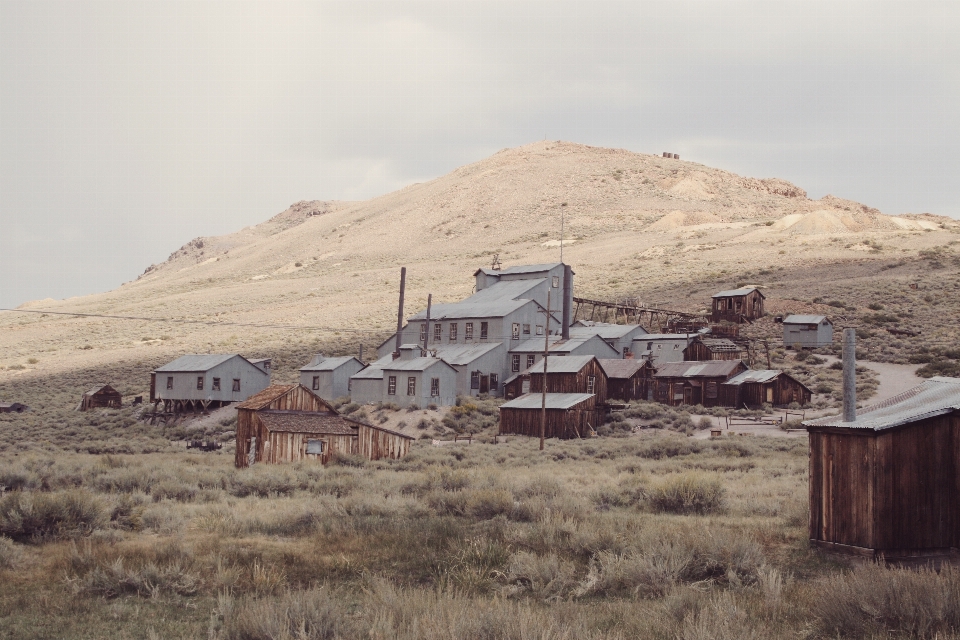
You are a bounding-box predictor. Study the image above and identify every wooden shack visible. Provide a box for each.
[682,337,745,362]
[499,392,598,439]
[598,359,651,401]
[79,385,122,411]
[783,315,834,349]
[720,370,811,408]
[652,360,748,407]
[804,376,960,559]
[710,288,765,323]
[235,384,412,468]
[0,402,28,413]
[503,355,608,402]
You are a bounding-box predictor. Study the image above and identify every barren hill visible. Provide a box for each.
[2,141,958,390]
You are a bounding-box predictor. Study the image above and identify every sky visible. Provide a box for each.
[2,1,959,309]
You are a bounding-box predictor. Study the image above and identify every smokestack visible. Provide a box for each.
[423,294,432,353]
[394,267,406,358]
[842,328,857,422]
[562,264,572,339]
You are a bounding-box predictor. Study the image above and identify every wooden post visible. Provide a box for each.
[541,291,551,451]
[394,267,406,358]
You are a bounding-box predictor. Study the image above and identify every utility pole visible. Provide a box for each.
[393,267,406,358]
[540,291,551,451]
[423,294,432,354]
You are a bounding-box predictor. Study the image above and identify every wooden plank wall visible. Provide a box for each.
[499,401,599,439]
[655,377,727,408]
[357,425,411,460]
[264,431,357,465]
[529,360,608,404]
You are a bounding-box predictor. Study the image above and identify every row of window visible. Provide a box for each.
[420,321,544,342]
[511,353,539,372]
[165,376,241,392]
[387,376,441,397]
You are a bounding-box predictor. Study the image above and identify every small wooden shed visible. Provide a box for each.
[652,360,748,407]
[783,315,834,349]
[79,385,122,411]
[598,359,652,402]
[720,370,812,408]
[0,402,29,413]
[504,355,608,404]
[804,376,960,559]
[682,337,745,362]
[235,384,412,468]
[499,392,598,439]
[710,287,765,323]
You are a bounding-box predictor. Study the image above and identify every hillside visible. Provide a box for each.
[2,140,959,396]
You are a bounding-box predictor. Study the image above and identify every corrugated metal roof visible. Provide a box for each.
[598,359,648,379]
[236,384,298,410]
[429,342,503,366]
[510,335,616,354]
[569,324,647,340]
[154,354,267,374]
[299,356,361,372]
[464,278,545,304]
[653,360,745,378]
[712,287,762,298]
[352,366,386,380]
[783,314,829,324]
[694,338,743,352]
[382,357,457,373]
[523,355,595,374]
[476,263,561,276]
[259,410,358,435]
[408,297,530,321]
[632,333,700,341]
[804,376,960,431]
[724,370,782,385]
[500,392,594,410]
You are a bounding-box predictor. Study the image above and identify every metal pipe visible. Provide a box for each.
[394,267,406,358]
[843,328,857,422]
[423,294,432,354]
[562,264,572,340]
[541,291,551,451]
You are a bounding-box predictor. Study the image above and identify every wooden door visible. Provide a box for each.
[683,386,693,406]
[480,375,489,394]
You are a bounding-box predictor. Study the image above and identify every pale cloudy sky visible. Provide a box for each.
[2,1,958,308]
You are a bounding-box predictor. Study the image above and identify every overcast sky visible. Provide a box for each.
[2,1,958,308]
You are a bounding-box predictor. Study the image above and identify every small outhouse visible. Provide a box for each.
[79,384,122,411]
[783,315,834,349]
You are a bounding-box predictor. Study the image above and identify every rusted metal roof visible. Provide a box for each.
[235,384,297,410]
[712,287,763,298]
[597,359,648,379]
[259,410,358,435]
[724,370,781,385]
[653,360,745,378]
[500,392,594,410]
[804,376,960,431]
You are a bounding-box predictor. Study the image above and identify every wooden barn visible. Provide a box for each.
[499,392,598,439]
[710,287,765,323]
[682,337,746,362]
[503,355,607,403]
[804,376,960,559]
[234,384,412,468]
[78,385,122,411]
[0,402,28,413]
[652,360,748,407]
[719,370,812,408]
[598,359,652,401]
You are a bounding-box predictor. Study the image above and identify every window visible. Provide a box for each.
[527,354,536,368]
[512,323,520,340]
[472,371,481,389]
[196,376,204,390]
[407,377,416,396]
[431,378,440,397]
[521,379,531,394]
[388,376,397,395]
[212,378,221,391]
[420,323,427,342]
[587,375,596,394]
[490,373,498,390]
[536,325,543,335]
[480,322,488,340]
[449,323,458,341]
[522,323,531,335]
[647,342,653,350]
[306,439,325,455]
[552,276,560,288]
[465,323,474,341]
[166,376,173,390]
[232,379,241,392]
[706,382,718,399]
[312,376,320,391]
[434,323,442,342]
[673,344,681,350]
[511,355,520,373]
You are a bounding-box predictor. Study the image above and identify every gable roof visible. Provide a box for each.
[474,263,562,277]
[653,360,746,378]
[381,357,458,373]
[428,342,503,366]
[85,384,120,397]
[783,314,830,325]
[500,392,594,410]
[804,376,960,431]
[597,359,648,379]
[409,297,530,321]
[155,354,266,374]
[712,287,764,298]
[258,410,358,435]
[510,334,618,356]
[569,323,647,340]
[465,278,545,303]
[235,384,336,412]
[724,370,782,385]
[299,356,363,372]
[523,355,596,374]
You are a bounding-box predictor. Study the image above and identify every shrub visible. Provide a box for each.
[215,588,358,639]
[0,536,23,569]
[648,474,725,515]
[0,490,107,541]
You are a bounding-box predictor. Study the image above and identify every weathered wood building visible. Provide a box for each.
[652,360,748,407]
[0,402,28,413]
[235,384,412,468]
[804,376,960,559]
[783,315,834,349]
[503,355,607,403]
[598,358,652,402]
[682,337,745,362]
[499,392,598,439]
[78,384,122,411]
[710,288,765,323]
[719,370,812,408]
